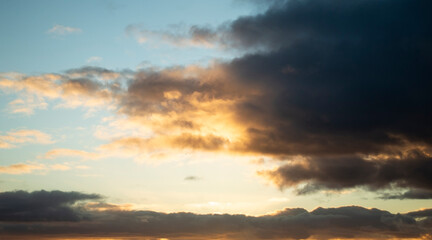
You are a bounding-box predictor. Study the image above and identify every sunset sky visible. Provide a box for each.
[1,0,432,239]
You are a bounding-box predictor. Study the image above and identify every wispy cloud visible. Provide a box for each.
[0,129,54,149]
[0,162,79,175]
[125,24,218,48]
[42,148,100,160]
[0,69,122,114]
[86,56,103,63]
[0,163,45,174]
[47,24,82,35]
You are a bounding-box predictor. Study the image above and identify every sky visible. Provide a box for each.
[0,0,432,239]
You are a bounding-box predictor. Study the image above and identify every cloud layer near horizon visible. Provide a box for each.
[0,190,431,240]
[1,0,432,198]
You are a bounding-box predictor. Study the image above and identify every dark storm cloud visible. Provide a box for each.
[0,191,430,239]
[0,190,101,222]
[123,0,432,156]
[116,0,432,196]
[260,151,432,194]
[224,0,432,156]
[212,0,432,196]
[225,0,432,51]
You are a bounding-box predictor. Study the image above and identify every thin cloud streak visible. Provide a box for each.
[125,24,218,48]
[47,24,82,35]
[0,163,44,174]
[86,56,103,63]
[0,162,80,175]
[0,129,54,148]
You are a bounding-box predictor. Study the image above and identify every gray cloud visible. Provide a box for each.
[0,190,101,222]
[406,208,432,218]
[381,189,432,200]
[260,151,432,194]
[184,176,200,181]
[122,0,432,158]
[0,190,430,239]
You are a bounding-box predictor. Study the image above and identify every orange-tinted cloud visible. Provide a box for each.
[0,129,54,148]
[43,148,101,160]
[0,163,44,174]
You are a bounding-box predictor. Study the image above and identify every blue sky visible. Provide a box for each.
[0,0,254,74]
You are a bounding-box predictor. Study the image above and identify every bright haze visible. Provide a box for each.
[1,0,432,239]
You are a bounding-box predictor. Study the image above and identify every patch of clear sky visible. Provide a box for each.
[0,0,259,74]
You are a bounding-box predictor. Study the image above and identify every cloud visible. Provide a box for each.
[406,208,432,218]
[381,189,432,200]
[0,163,45,174]
[0,129,54,148]
[0,190,101,222]
[47,24,82,35]
[119,0,432,158]
[86,56,103,63]
[0,162,80,175]
[171,133,228,150]
[0,190,430,239]
[259,150,432,194]
[184,176,200,181]
[42,148,101,160]
[65,66,122,80]
[125,24,217,48]
[7,97,48,115]
[0,69,122,114]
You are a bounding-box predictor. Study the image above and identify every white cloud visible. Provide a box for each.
[125,24,216,48]
[47,24,82,35]
[87,56,103,63]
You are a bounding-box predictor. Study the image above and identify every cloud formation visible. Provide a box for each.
[0,190,100,222]
[47,24,82,35]
[120,0,432,157]
[381,189,432,200]
[259,150,432,194]
[2,0,432,198]
[0,129,54,148]
[42,148,100,160]
[0,68,122,114]
[119,0,432,196]
[0,163,44,174]
[0,190,430,239]
[86,56,102,63]
[184,176,200,181]
[0,162,77,175]
[125,24,218,48]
